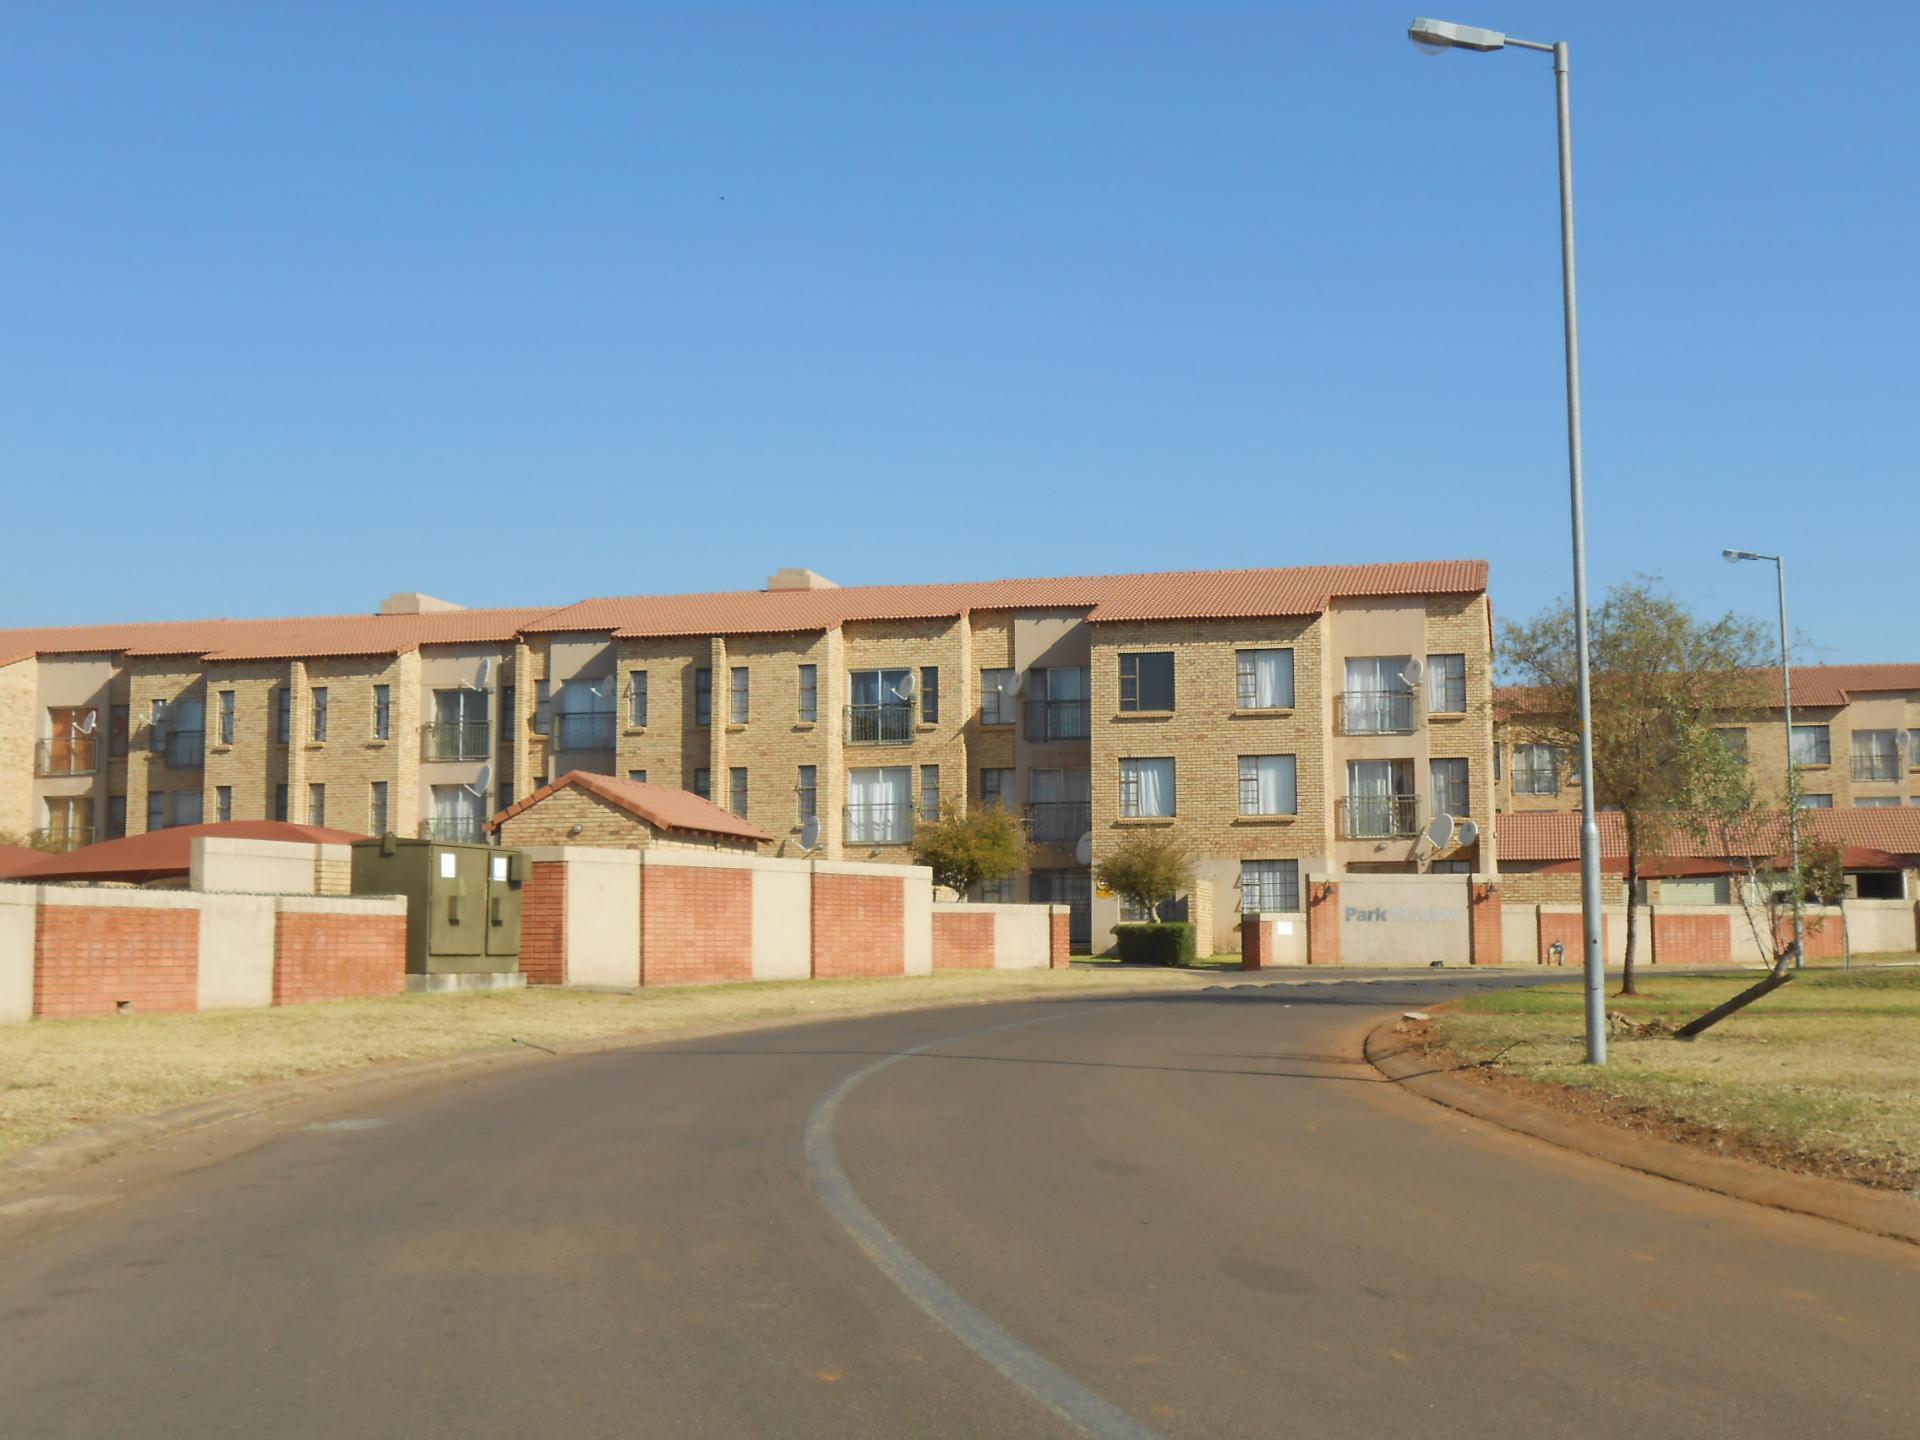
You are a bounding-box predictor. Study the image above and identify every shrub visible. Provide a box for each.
[1113,922,1198,966]
[911,803,1031,896]
[1095,831,1193,916]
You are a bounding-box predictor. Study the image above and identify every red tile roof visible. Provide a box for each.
[1497,664,1920,718]
[487,770,775,845]
[0,844,44,880]
[1498,808,1920,867]
[9,821,369,885]
[0,608,556,666]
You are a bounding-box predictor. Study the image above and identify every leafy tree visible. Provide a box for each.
[1502,578,1769,994]
[1094,830,1194,917]
[911,803,1031,896]
[1700,767,1847,978]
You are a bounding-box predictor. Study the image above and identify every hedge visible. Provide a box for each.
[1113,922,1198,966]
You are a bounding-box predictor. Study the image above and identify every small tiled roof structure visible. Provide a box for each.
[1496,664,1920,719]
[487,771,775,847]
[1497,808,1920,874]
[8,821,368,886]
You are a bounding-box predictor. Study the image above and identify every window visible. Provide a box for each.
[1426,654,1467,714]
[1911,730,1920,769]
[276,687,291,743]
[534,680,551,733]
[218,690,237,745]
[110,704,130,757]
[498,783,512,811]
[216,785,233,823]
[797,765,818,822]
[1346,759,1417,838]
[730,767,749,817]
[1342,657,1414,734]
[973,877,1016,904]
[1790,724,1831,765]
[501,684,516,737]
[1852,730,1900,782]
[1493,741,1502,781]
[308,784,325,827]
[848,669,914,744]
[1857,796,1903,809]
[311,687,329,741]
[373,684,391,740]
[980,767,1015,810]
[846,767,913,843]
[555,678,616,751]
[1241,860,1301,913]
[981,669,1016,725]
[1512,743,1560,796]
[1236,650,1295,710]
[693,767,711,801]
[1119,653,1175,712]
[1119,758,1176,817]
[1239,755,1298,816]
[1025,666,1090,740]
[629,670,649,727]
[1028,769,1092,841]
[40,706,99,775]
[370,781,389,834]
[695,668,712,726]
[147,791,166,832]
[628,769,648,785]
[431,688,490,759]
[1718,728,1748,761]
[1431,757,1471,817]
[273,784,289,822]
[921,765,940,821]
[1798,793,1833,809]
[429,784,486,843]
[149,698,168,753]
[920,667,940,724]
[730,667,750,724]
[106,794,127,840]
[798,664,818,722]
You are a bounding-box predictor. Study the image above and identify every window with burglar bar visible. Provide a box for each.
[1511,744,1560,796]
[1790,724,1831,765]
[1425,654,1466,714]
[1119,758,1175,817]
[1239,755,1297,815]
[1119,653,1174,712]
[1236,650,1294,710]
[1240,860,1300,913]
[1431,757,1470,817]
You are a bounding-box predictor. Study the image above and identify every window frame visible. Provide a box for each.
[798,664,818,723]
[920,667,940,724]
[1240,859,1301,914]
[1119,757,1177,818]
[1118,652,1176,713]
[730,666,750,725]
[980,668,1016,726]
[310,687,329,742]
[1425,653,1467,714]
[630,670,649,727]
[1237,754,1299,817]
[1235,649,1296,711]
[695,668,713,727]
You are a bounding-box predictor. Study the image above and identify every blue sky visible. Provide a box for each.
[3,2,1912,663]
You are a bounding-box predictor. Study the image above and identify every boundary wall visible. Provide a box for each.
[518,847,1068,987]
[190,836,354,896]
[0,883,404,1022]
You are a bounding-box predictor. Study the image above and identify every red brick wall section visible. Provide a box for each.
[932,911,995,970]
[34,904,201,1019]
[1307,882,1340,965]
[1240,917,1266,971]
[642,865,753,986]
[812,873,905,979]
[1536,910,1611,968]
[1777,912,1847,961]
[273,912,406,1005]
[1049,908,1070,969]
[1469,884,1504,967]
[521,860,569,986]
[1651,912,1732,968]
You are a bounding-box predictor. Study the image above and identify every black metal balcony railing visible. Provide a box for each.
[1339,794,1420,840]
[422,817,488,844]
[1025,801,1092,844]
[1851,752,1901,782]
[1337,690,1415,736]
[424,721,491,761]
[845,702,915,746]
[1023,698,1091,743]
[555,712,617,751]
[34,738,99,776]
[844,803,915,845]
[158,729,204,768]
[30,827,94,852]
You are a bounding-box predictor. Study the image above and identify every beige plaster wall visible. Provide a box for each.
[565,848,643,988]
[0,884,37,1023]
[191,836,322,895]
[751,863,812,980]
[1322,872,1471,966]
[196,894,277,1010]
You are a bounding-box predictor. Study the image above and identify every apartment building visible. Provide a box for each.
[1495,664,1920,816]
[1,559,1495,953]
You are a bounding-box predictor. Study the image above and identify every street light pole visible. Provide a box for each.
[1409,18,1607,1063]
[1724,548,1802,968]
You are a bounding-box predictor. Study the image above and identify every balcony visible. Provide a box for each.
[152,729,205,769]
[844,802,915,845]
[1338,794,1420,840]
[845,703,915,746]
[1852,753,1901,782]
[30,827,93,852]
[422,817,488,844]
[424,721,491,761]
[1337,690,1415,736]
[1023,698,1091,743]
[555,712,617,752]
[1025,801,1092,844]
[34,738,98,776]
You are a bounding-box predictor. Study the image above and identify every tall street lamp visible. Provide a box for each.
[1407,17,1607,1064]
[1724,548,1803,968]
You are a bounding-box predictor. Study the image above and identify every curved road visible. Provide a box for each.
[2,975,1917,1438]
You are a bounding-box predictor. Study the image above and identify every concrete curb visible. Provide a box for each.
[1364,1020,1920,1249]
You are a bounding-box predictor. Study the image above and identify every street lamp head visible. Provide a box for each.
[1723,548,1769,564]
[1408,17,1509,54]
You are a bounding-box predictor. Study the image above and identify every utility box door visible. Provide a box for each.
[428,846,486,958]
[484,850,524,960]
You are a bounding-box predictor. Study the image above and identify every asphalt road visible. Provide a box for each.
[3,974,1918,1439]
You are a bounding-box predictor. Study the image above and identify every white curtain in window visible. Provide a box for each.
[1349,760,1392,802]
[1345,656,1405,693]
[1249,755,1296,814]
[1131,759,1174,816]
[848,767,910,842]
[1253,651,1294,708]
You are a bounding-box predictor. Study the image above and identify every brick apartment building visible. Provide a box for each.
[2,559,1495,952]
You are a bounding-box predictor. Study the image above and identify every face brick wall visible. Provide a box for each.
[1307,881,1340,965]
[642,864,753,985]
[1050,907,1070,968]
[1537,909,1612,968]
[34,904,201,1018]
[812,872,905,978]
[931,909,995,970]
[1469,883,1503,966]
[521,860,569,985]
[272,912,406,1005]
[1650,911,1730,967]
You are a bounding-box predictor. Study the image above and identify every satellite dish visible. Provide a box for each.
[800,815,822,852]
[467,763,494,798]
[893,672,918,701]
[589,675,612,698]
[1456,819,1480,849]
[1399,657,1427,688]
[76,711,98,735]
[1006,670,1026,696]
[1074,832,1094,867]
[476,657,493,689]
[1423,813,1456,850]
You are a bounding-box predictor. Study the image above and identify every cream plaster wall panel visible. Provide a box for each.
[196,894,277,1010]
[1333,873,1472,966]
[1840,899,1914,955]
[191,837,320,895]
[564,849,642,988]
[980,904,1051,970]
[0,659,37,835]
[1501,904,1541,967]
[750,865,812,980]
[902,872,933,976]
[0,885,37,1023]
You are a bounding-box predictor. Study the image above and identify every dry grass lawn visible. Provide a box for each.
[1430,965,1920,1190]
[0,968,1185,1160]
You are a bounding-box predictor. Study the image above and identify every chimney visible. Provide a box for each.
[380,592,465,615]
[766,568,838,592]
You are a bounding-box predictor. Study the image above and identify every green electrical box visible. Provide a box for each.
[350,837,524,976]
